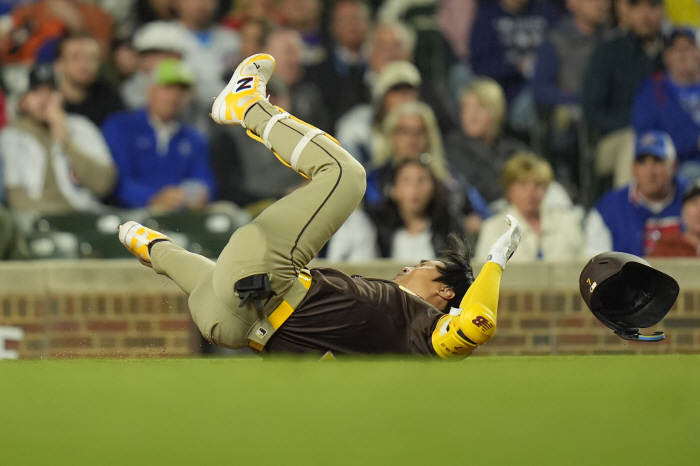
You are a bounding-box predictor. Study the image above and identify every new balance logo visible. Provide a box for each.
[236,77,254,92]
[472,315,494,331]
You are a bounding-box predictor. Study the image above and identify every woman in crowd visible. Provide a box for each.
[370,158,464,262]
[444,77,529,207]
[475,153,584,262]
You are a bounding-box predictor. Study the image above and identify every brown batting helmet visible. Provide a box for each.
[579,252,679,341]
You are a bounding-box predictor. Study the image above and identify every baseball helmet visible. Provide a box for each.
[579,252,679,341]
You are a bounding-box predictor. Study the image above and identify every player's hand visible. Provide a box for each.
[149,186,189,210]
[487,214,522,269]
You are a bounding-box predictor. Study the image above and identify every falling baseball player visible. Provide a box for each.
[118,54,522,359]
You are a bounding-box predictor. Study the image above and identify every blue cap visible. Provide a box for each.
[665,27,696,49]
[634,130,676,162]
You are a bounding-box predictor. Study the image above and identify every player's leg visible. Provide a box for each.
[210,54,365,308]
[432,216,521,359]
[118,221,215,295]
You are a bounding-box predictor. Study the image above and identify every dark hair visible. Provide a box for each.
[435,233,475,311]
[371,158,463,258]
[55,32,99,60]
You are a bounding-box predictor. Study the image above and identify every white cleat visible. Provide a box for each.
[211,53,276,126]
[118,221,172,268]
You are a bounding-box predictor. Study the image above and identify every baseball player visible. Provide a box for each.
[118,53,522,359]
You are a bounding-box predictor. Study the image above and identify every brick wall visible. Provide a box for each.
[0,261,199,358]
[1,258,698,358]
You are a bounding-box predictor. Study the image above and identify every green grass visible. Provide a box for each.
[1,355,698,466]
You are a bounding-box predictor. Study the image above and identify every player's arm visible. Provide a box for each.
[432,215,522,360]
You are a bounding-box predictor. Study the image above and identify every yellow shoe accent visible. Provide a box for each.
[118,221,172,268]
[211,53,276,126]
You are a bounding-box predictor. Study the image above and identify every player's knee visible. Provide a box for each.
[338,156,366,203]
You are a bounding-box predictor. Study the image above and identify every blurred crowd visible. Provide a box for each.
[0,0,700,262]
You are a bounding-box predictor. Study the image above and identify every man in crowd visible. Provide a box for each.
[55,33,124,126]
[586,130,687,257]
[102,58,215,211]
[633,28,700,181]
[0,64,115,215]
[307,0,372,129]
[582,0,665,186]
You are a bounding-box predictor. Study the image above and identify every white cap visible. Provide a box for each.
[372,61,421,102]
[132,21,186,54]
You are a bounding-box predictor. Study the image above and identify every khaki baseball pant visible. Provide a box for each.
[150,101,366,350]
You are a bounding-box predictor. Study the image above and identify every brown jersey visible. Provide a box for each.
[264,268,444,357]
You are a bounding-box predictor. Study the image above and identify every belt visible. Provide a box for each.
[248,270,312,352]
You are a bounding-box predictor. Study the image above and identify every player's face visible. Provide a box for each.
[393,260,443,285]
[683,196,700,236]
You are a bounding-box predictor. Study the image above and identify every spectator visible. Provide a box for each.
[582,0,665,187]
[173,0,240,131]
[366,21,456,135]
[336,60,421,168]
[221,0,283,30]
[0,0,114,64]
[121,21,186,109]
[263,27,329,131]
[0,64,116,215]
[437,0,478,63]
[237,18,275,59]
[110,38,140,84]
[278,0,325,65]
[532,0,610,184]
[55,33,124,126]
[475,152,585,262]
[649,179,700,257]
[370,159,464,262]
[324,208,378,262]
[102,59,216,211]
[366,100,484,233]
[612,0,632,30]
[445,77,528,205]
[367,100,450,204]
[469,0,559,133]
[437,0,479,100]
[633,28,700,181]
[367,21,416,84]
[307,0,372,130]
[133,0,178,28]
[585,130,687,257]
